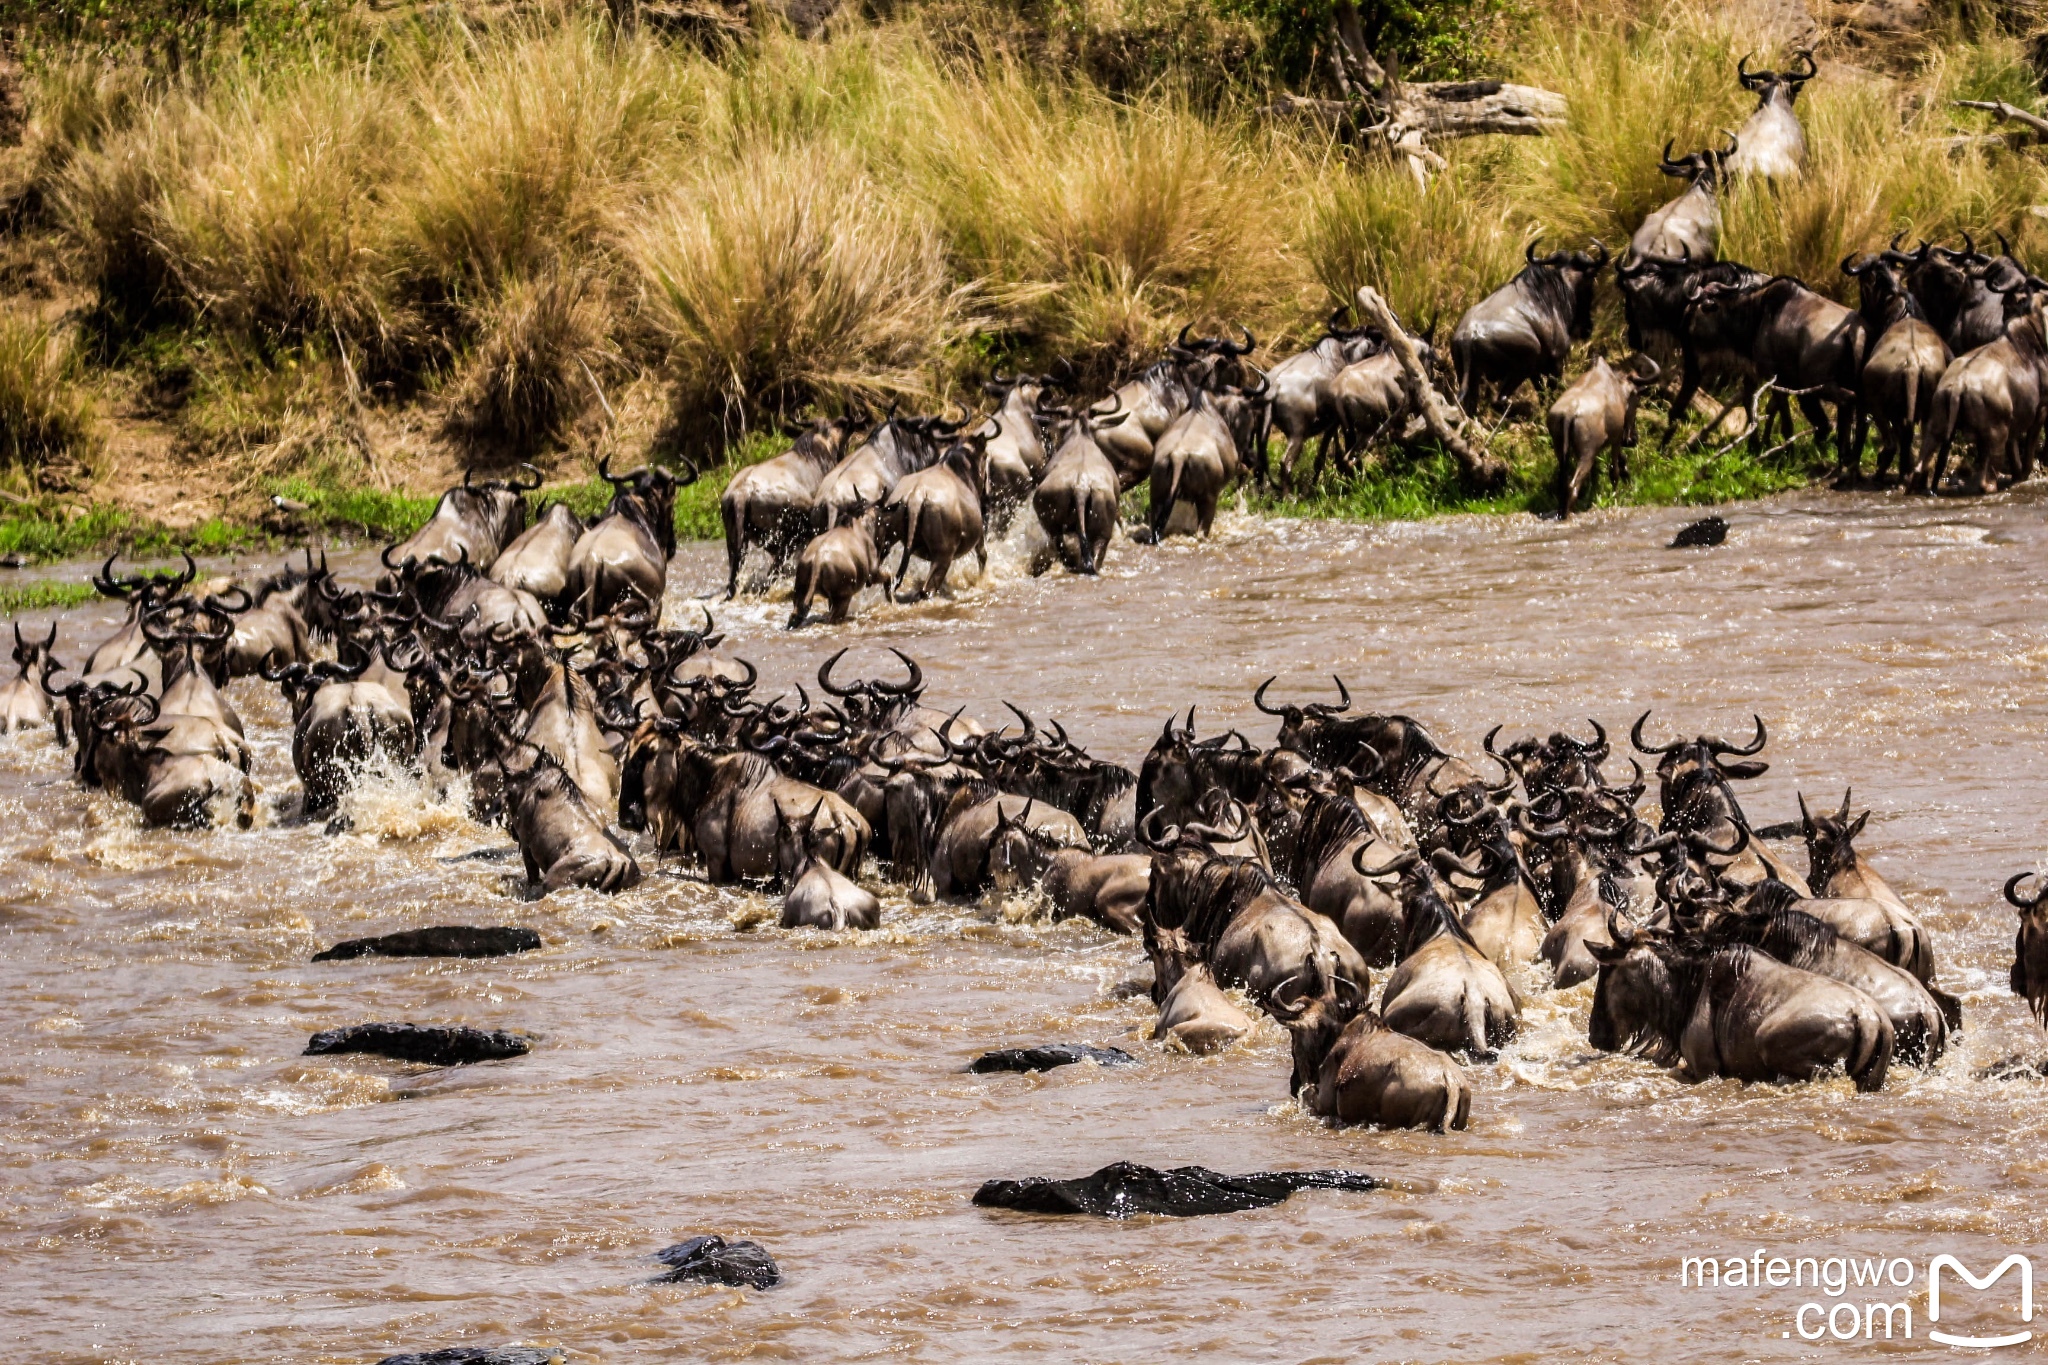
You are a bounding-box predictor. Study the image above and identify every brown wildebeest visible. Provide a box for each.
[1798,789,1910,915]
[780,798,882,929]
[787,517,889,628]
[1547,354,1659,517]
[1681,273,1868,463]
[566,457,682,620]
[491,502,585,605]
[1151,962,1253,1053]
[978,378,1050,532]
[0,621,57,734]
[1092,326,1254,489]
[1911,284,2046,496]
[1267,963,1472,1131]
[390,465,541,571]
[879,434,989,600]
[1725,51,1815,181]
[1144,378,1267,540]
[263,647,417,817]
[812,413,961,534]
[930,792,1088,900]
[1031,395,1123,576]
[1363,847,1520,1058]
[1041,849,1150,933]
[1587,918,1892,1091]
[720,414,866,596]
[502,742,642,894]
[2005,872,2048,1028]
[1264,312,1381,493]
[134,604,254,829]
[1841,252,1951,485]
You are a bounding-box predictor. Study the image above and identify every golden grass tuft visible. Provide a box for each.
[444,264,613,458]
[0,311,100,470]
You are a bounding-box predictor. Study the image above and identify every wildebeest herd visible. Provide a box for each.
[0,451,2034,1133]
[706,46,2048,618]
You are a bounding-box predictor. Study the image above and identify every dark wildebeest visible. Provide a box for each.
[878,434,990,600]
[812,413,962,534]
[787,516,889,628]
[1893,234,2035,355]
[223,549,322,678]
[1618,248,1771,396]
[566,457,682,619]
[1362,847,1520,1057]
[263,646,418,817]
[502,741,642,894]
[1587,919,1892,1091]
[1725,50,1815,181]
[1631,136,1737,263]
[2004,871,2048,1028]
[0,621,57,734]
[389,465,540,570]
[720,414,867,596]
[82,551,201,697]
[1329,331,1443,474]
[1264,311,1381,493]
[1031,394,1123,576]
[1911,281,2046,495]
[1451,240,1609,416]
[1093,327,1254,489]
[1547,354,1660,517]
[1798,790,1910,916]
[1841,251,1952,485]
[1680,273,1868,461]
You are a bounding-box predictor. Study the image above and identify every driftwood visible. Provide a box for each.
[1955,100,2048,144]
[1353,285,1505,489]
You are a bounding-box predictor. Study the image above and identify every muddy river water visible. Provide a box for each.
[8,490,2048,1363]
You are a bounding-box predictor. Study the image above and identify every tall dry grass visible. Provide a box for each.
[29,0,2048,466]
[0,311,100,471]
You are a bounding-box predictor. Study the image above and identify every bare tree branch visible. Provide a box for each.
[1353,285,1506,490]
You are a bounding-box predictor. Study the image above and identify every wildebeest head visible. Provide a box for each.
[1798,788,1869,890]
[1631,710,1767,832]
[816,645,924,729]
[1260,952,1369,1097]
[1253,674,1352,750]
[92,551,198,607]
[11,620,57,675]
[2006,872,2048,1026]
[1168,323,1258,391]
[1659,132,1739,190]
[142,594,244,688]
[1586,916,1698,1061]
[1737,49,1817,108]
[1135,707,1264,826]
[598,455,684,559]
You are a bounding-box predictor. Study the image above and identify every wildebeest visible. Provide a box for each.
[812,413,961,534]
[222,550,320,678]
[1842,252,1952,485]
[977,378,1051,531]
[1267,971,1471,1131]
[389,465,540,570]
[720,415,867,596]
[2005,871,2048,1027]
[1092,327,1253,489]
[1264,313,1381,492]
[1725,51,1815,181]
[1152,961,1253,1053]
[82,551,201,697]
[502,742,642,894]
[491,502,585,606]
[1328,331,1442,475]
[263,647,417,817]
[787,518,888,628]
[878,434,989,600]
[1030,395,1123,576]
[625,727,867,883]
[1588,918,1892,1090]
[0,621,56,733]
[1547,354,1660,517]
[1798,790,1909,915]
[1911,282,2046,495]
[1891,234,2033,355]
[1451,240,1608,415]
[780,798,881,929]
[930,792,1089,900]
[1680,273,1868,460]
[134,604,255,828]
[1631,136,1737,263]
[1631,712,1810,893]
[566,457,682,620]
[1144,378,1266,540]
[1366,847,1520,1056]
[1041,848,1151,932]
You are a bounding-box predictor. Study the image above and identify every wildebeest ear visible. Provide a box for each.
[1846,810,1869,841]
[1720,759,1768,780]
[1586,936,1632,964]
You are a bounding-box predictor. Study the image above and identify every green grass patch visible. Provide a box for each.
[0,578,98,614]
[0,503,256,562]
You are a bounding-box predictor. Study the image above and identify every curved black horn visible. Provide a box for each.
[1252,677,1287,716]
[879,648,923,696]
[1708,715,1767,757]
[1631,710,1683,756]
[2006,872,2046,911]
[817,647,857,698]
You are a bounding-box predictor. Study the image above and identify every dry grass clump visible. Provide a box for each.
[0,311,100,470]
[443,264,614,457]
[623,140,960,442]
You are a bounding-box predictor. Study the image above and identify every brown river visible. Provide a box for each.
[7,490,2048,1363]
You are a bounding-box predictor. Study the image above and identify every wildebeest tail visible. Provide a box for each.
[1849,1007,1893,1093]
[1447,1082,1471,1133]
[1074,490,1091,575]
[1465,989,1490,1059]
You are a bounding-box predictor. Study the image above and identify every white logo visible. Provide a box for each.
[1928,1254,2033,1349]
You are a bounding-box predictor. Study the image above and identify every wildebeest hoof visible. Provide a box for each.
[1976,1054,2048,1081]
[1669,515,1728,547]
[323,815,354,835]
[375,1349,565,1365]
[652,1235,781,1289]
[313,926,542,962]
[968,1044,1136,1073]
[305,1023,531,1065]
[973,1161,1380,1218]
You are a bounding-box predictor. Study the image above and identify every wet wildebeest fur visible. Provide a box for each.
[1451,239,1608,415]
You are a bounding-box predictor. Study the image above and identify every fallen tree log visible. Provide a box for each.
[1954,99,2048,144]
[1353,285,1505,490]
[1263,82,1566,139]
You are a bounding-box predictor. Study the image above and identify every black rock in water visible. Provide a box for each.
[973,1161,1380,1218]
[313,926,542,962]
[969,1044,1136,1074]
[375,1350,564,1365]
[652,1235,781,1289]
[1670,515,1728,548]
[305,1023,530,1066]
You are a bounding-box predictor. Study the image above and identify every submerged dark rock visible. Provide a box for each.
[1977,1054,2048,1081]
[1670,515,1728,548]
[968,1044,1136,1074]
[973,1161,1380,1218]
[652,1235,781,1289]
[375,1350,564,1365]
[313,926,543,962]
[305,1023,531,1066]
